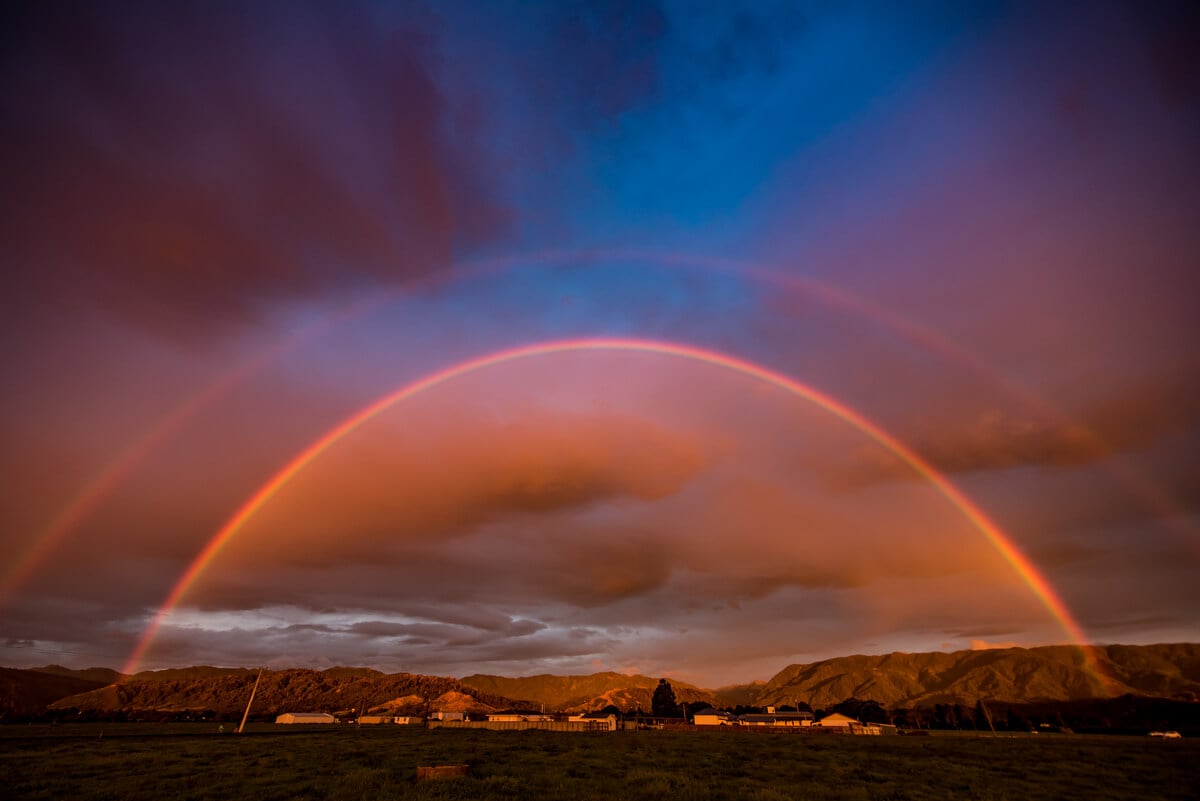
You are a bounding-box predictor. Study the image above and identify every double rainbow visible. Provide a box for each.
[123,337,1110,688]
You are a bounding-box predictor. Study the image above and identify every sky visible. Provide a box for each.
[1,0,1198,688]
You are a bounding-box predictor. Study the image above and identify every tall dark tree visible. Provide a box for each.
[651,679,680,718]
[832,698,890,725]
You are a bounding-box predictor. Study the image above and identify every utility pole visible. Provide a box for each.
[237,668,263,734]
[980,700,996,735]
[356,692,369,729]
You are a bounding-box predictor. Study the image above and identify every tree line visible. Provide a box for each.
[645,680,1199,734]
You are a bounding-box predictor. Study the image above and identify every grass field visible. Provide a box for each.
[2,724,1197,800]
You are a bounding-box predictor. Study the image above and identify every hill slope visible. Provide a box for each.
[28,664,124,685]
[757,644,1200,708]
[48,668,514,717]
[460,672,724,713]
[0,667,113,719]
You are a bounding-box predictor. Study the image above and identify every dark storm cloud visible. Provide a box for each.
[345,618,545,642]
[0,1,509,340]
[129,614,612,675]
[0,592,148,667]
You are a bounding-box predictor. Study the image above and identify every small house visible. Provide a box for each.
[815,712,860,728]
[692,708,738,726]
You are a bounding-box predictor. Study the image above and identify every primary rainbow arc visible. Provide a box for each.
[124,337,1108,688]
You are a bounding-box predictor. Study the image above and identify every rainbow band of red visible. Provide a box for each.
[123,337,1109,688]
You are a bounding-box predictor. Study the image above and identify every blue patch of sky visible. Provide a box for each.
[570,2,1006,248]
[405,255,765,344]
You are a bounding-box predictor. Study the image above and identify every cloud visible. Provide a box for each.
[948,626,1024,640]
[127,613,616,677]
[220,408,712,569]
[0,1,510,341]
[969,639,1023,651]
[1024,540,1102,570]
[1088,615,1178,633]
[840,372,1200,485]
[529,530,674,608]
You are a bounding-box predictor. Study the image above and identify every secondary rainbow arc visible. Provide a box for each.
[123,337,1110,688]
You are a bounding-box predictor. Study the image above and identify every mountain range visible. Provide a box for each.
[755,643,1200,708]
[3,643,1197,720]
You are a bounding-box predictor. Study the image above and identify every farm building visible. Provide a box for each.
[739,711,814,727]
[356,715,393,725]
[275,712,337,724]
[815,712,860,728]
[430,711,464,721]
[393,716,423,725]
[692,708,738,726]
[488,713,553,722]
[567,712,620,731]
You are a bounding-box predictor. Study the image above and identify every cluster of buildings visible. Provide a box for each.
[274,710,618,731]
[274,712,421,724]
[692,707,897,735]
[274,705,894,734]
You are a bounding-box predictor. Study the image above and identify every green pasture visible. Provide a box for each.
[2,724,1196,800]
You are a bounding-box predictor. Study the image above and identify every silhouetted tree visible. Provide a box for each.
[832,698,890,724]
[934,703,959,729]
[651,679,680,717]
